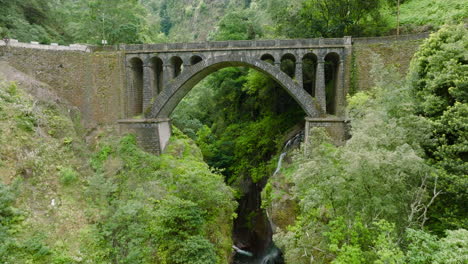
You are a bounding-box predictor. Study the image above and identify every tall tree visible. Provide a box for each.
[272,0,387,38]
[409,24,468,233]
[67,0,153,44]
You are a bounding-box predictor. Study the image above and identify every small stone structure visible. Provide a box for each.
[119,37,353,154]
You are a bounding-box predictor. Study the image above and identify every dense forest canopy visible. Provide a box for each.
[0,0,466,44]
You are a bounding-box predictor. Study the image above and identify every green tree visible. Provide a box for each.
[67,0,154,44]
[272,0,388,38]
[212,9,263,41]
[159,0,172,35]
[409,24,468,233]
[273,59,436,263]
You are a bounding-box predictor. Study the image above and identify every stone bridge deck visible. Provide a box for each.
[120,37,351,53]
[119,37,353,154]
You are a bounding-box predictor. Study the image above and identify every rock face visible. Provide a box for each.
[233,178,273,255]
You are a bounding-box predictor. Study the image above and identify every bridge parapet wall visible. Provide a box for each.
[120,37,352,52]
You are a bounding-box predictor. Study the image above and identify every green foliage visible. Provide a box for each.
[212,9,263,41]
[271,0,388,38]
[0,183,20,261]
[409,24,468,232]
[66,0,157,45]
[15,109,37,132]
[58,166,78,186]
[173,62,303,187]
[152,197,218,264]
[1,77,235,263]
[159,0,172,35]
[167,235,217,264]
[405,228,440,263]
[84,134,235,263]
[392,0,468,30]
[405,228,468,263]
[0,0,68,43]
[273,58,436,263]
[0,183,53,263]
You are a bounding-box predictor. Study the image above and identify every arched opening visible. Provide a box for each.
[302,53,317,97]
[129,57,143,116]
[149,57,318,119]
[260,54,275,65]
[324,52,340,115]
[280,53,296,79]
[150,57,164,95]
[170,56,184,77]
[190,55,203,65]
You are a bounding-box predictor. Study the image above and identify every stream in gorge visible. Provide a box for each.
[231,132,303,264]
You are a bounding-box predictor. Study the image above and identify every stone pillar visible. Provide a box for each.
[295,61,303,88]
[336,60,345,117]
[118,118,172,155]
[315,58,326,113]
[304,117,348,146]
[125,65,133,117]
[142,64,153,112]
[163,63,173,86]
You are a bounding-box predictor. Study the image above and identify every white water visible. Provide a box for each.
[233,245,254,257]
[273,131,304,176]
[273,152,287,176]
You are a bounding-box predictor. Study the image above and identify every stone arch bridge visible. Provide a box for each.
[118,37,352,154]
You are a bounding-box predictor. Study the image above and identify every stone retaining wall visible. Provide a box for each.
[352,33,429,92]
[0,45,124,126]
[0,39,90,52]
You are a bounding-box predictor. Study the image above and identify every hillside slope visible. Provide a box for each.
[0,62,235,263]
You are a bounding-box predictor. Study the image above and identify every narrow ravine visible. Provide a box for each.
[231,131,303,264]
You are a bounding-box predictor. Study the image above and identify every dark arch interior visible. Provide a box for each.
[190,55,203,65]
[325,52,340,115]
[302,53,317,97]
[260,54,275,64]
[280,53,296,78]
[129,57,143,116]
[151,57,164,95]
[170,56,184,77]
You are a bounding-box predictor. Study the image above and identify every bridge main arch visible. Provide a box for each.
[147,55,322,119]
[119,38,352,154]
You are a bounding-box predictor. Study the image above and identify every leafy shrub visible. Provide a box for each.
[167,235,217,264]
[58,166,78,186]
[84,133,235,263]
[405,228,468,263]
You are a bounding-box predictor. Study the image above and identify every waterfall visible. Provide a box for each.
[274,130,303,176]
[273,152,287,176]
[232,131,303,264]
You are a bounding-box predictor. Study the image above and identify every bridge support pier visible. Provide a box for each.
[118,118,172,155]
[304,117,349,146]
